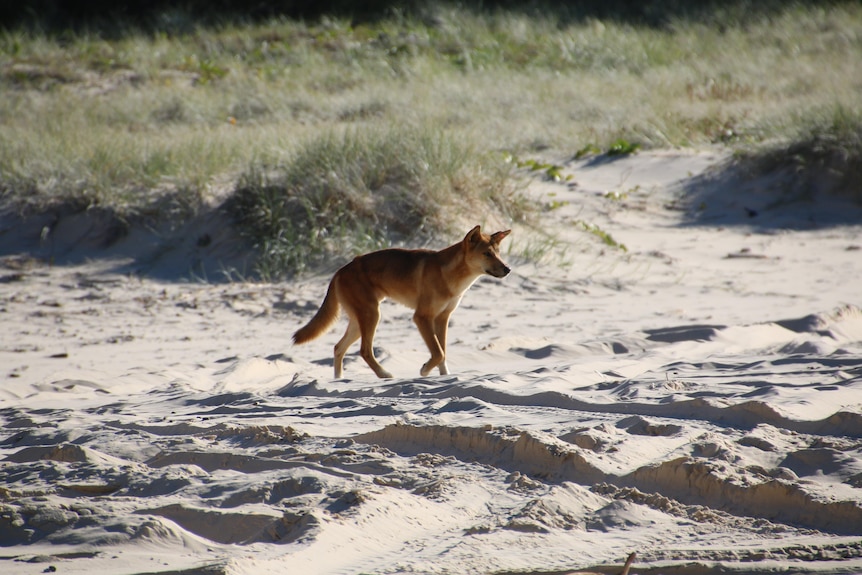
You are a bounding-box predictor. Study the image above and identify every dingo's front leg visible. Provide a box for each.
[433,310,454,375]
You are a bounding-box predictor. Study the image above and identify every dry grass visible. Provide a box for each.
[1,2,860,275]
[738,104,862,203]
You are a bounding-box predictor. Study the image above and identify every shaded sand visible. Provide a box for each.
[2,150,862,575]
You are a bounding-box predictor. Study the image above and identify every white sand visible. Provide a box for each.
[2,149,862,575]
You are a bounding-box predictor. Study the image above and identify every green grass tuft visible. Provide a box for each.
[606,138,641,156]
[578,221,628,252]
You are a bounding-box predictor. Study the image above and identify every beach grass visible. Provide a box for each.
[739,104,862,203]
[1,2,860,275]
[227,125,522,277]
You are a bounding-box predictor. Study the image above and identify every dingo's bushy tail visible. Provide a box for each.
[293,283,340,344]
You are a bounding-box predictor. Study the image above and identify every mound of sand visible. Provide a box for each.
[2,150,862,575]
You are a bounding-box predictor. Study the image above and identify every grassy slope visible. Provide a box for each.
[1,3,860,275]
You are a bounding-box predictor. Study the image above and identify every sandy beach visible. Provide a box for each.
[2,149,862,574]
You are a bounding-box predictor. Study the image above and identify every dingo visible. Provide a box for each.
[293,225,511,378]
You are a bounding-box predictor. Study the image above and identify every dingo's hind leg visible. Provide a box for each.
[356,307,393,379]
[433,311,453,375]
[333,319,360,378]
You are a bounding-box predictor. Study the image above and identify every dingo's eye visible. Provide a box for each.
[483,250,492,257]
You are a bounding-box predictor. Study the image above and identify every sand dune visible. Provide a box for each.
[2,150,862,574]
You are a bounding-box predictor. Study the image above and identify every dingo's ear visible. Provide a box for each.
[491,230,511,245]
[465,225,482,245]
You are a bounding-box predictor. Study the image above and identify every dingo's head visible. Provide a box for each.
[464,225,512,278]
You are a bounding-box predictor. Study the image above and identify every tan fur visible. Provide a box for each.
[293,225,512,378]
